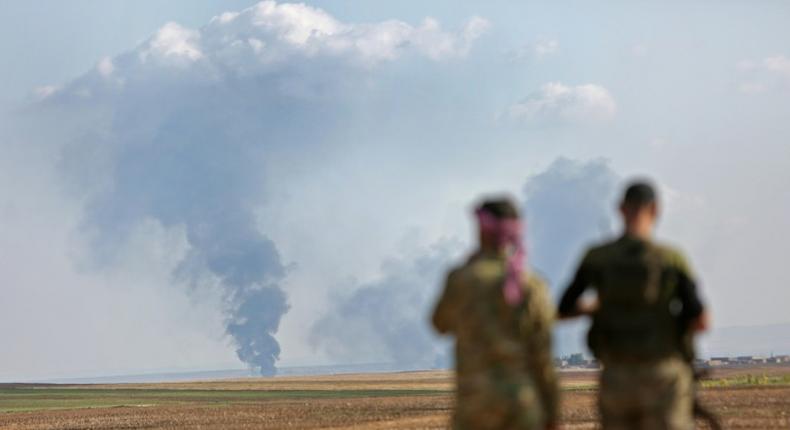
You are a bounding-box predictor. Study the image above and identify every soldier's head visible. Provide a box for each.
[619,180,659,237]
[475,197,521,251]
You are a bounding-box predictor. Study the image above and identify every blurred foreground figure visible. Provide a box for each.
[558,181,710,430]
[433,198,558,430]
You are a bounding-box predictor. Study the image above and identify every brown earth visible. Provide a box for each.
[90,370,458,392]
[1,369,789,429]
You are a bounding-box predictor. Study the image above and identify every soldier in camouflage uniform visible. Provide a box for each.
[432,198,558,430]
[558,181,710,430]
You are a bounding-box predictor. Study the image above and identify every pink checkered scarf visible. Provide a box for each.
[476,209,526,306]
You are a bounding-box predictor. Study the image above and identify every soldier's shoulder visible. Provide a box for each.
[445,261,470,283]
[449,254,498,281]
[523,270,547,287]
[468,256,507,281]
[580,238,621,263]
[651,240,692,271]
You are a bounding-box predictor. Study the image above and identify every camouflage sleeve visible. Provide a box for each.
[523,275,559,425]
[432,268,463,335]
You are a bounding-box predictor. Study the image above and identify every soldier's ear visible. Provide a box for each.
[618,203,628,218]
[648,202,658,218]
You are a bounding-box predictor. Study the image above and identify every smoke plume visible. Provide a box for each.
[310,240,458,369]
[27,1,486,375]
[311,158,621,365]
[523,157,619,356]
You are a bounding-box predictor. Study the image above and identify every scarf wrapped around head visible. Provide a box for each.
[476,208,526,306]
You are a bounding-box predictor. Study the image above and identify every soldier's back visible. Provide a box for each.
[583,237,690,361]
[442,252,553,430]
[582,237,696,430]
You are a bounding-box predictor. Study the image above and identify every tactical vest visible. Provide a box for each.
[587,239,685,363]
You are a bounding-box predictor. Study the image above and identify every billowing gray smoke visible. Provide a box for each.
[310,240,458,369]
[311,158,620,365]
[522,157,619,356]
[63,95,292,376]
[28,1,485,375]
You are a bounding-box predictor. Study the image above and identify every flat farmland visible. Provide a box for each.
[1,368,789,429]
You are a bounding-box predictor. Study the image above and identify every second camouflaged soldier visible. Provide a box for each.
[558,181,710,430]
[432,198,558,430]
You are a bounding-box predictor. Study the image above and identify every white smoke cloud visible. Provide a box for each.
[311,158,622,364]
[141,22,204,63]
[508,82,617,124]
[40,0,488,103]
[96,57,115,77]
[523,158,620,356]
[33,85,60,100]
[19,1,489,376]
[310,240,458,368]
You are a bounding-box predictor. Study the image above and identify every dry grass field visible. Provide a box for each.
[1,367,788,429]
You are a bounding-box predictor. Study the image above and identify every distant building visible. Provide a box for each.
[585,359,601,369]
[567,353,586,367]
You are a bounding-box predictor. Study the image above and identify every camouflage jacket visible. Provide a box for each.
[433,251,558,428]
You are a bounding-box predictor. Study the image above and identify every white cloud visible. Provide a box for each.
[738,82,767,94]
[737,54,790,94]
[247,38,265,54]
[508,82,617,124]
[33,85,60,100]
[140,22,204,63]
[248,1,345,45]
[97,57,115,77]
[508,38,559,61]
[118,0,487,74]
[215,12,240,25]
[462,16,491,45]
[762,55,790,77]
[42,1,489,104]
[534,39,559,57]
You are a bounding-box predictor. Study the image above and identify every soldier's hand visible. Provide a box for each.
[558,299,598,320]
[578,297,599,316]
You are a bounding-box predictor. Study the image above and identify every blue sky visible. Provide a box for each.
[2,1,789,380]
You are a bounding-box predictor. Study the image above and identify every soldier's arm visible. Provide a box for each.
[431,269,462,334]
[557,251,595,319]
[524,278,560,427]
[673,252,708,332]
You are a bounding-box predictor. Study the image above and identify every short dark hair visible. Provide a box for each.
[478,197,520,219]
[621,181,657,208]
